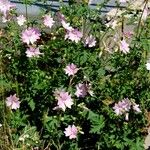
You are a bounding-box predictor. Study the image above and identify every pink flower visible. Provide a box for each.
[6,94,20,110]
[57,13,82,43]
[43,14,55,28]
[57,12,66,22]
[57,12,73,30]
[113,98,141,120]
[65,28,83,43]
[75,83,93,98]
[64,63,79,76]
[113,103,123,115]
[64,125,78,139]
[17,15,26,26]
[119,40,130,54]
[133,103,141,113]
[61,20,73,31]
[54,90,73,111]
[21,27,41,45]
[113,98,131,115]
[0,0,15,17]
[25,46,43,57]
[85,35,96,47]
[120,98,131,112]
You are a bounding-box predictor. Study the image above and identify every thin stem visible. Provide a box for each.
[44,142,51,150]
[136,0,148,38]
[0,48,6,149]
[25,0,28,26]
[82,17,86,39]
[98,24,101,51]
[6,121,14,150]
[69,75,75,86]
[121,16,124,40]
[52,140,60,150]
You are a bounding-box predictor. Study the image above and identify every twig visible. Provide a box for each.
[136,0,148,38]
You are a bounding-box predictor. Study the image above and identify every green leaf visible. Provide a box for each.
[28,99,35,111]
[88,111,105,134]
[97,68,105,76]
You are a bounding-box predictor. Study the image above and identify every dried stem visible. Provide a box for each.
[136,0,148,38]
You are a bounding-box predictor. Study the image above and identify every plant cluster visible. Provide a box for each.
[0,0,150,149]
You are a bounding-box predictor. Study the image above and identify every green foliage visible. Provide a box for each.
[87,111,105,134]
[0,0,150,149]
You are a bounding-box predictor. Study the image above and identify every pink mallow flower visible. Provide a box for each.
[6,94,20,110]
[65,28,83,43]
[57,12,73,31]
[61,20,73,31]
[25,46,43,58]
[113,98,131,116]
[113,98,141,120]
[75,83,93,98]
[54,90,73,111]
[57,12,66,22]
[64,63,79,76]
[119,40,130,54]
[17,15,26,26]
[43,14,55,28]
[133,103,141,113]
[0,0,15,17]
[21,27,41,45]
[85,35,96,47]
[64,125,78,139]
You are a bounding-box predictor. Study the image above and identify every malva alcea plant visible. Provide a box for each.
[0,0,150,149]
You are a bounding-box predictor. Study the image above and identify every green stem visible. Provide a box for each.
[69,75,75,86]
[6,121,14,150]
[0,49,6,149]
[25,0,28,26]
